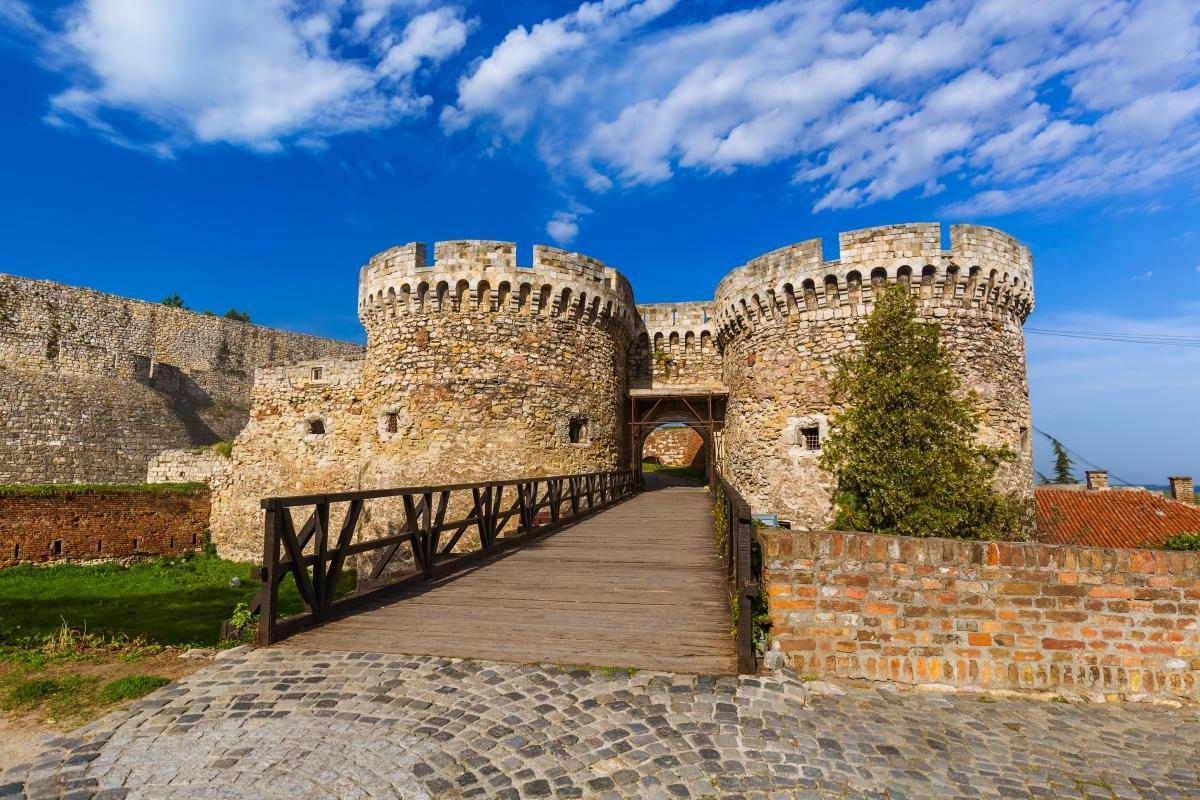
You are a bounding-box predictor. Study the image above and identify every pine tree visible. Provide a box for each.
[818,284,1026,540]
[162,293,187,309]
[1044,435,1076,484]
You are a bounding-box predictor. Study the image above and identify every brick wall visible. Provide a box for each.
[642,426,705,468]
[760,529,1200,699]
[0,487,211,567]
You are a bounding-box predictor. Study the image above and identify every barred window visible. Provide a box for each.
[800,426,820,451]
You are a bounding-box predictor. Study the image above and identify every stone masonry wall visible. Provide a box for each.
[631,302,723,389]
[642,426,705,469]
[760,528,1200,699]
[210,241,639,559]
[715,224,1034,529]
[0,273,362,484]
[147,448,231,484]
[0,487,210,567]
[209,355,365,560]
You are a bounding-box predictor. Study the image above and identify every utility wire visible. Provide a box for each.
[1026,328,1200,347]
[1033,427,1138,487]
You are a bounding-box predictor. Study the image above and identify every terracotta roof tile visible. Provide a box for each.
[1034,487,1200,549]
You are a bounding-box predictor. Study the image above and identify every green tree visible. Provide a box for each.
[162,293,187,309]
[1037,435,1076,484]
[818,284,1025,540]
[224,308,251,323]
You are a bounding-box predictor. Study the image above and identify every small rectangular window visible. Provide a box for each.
[96,541,102,554]
[132,538,140,551]
[311,367,323,380]
[51,539,62,555]
[800,426,820,450]
[386,413,399,434]
[308,419,326,435]
[568,416,588,444]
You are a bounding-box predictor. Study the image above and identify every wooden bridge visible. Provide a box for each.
[253,469,758,675]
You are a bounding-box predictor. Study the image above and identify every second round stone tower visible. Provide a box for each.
[713,223,1035,528]
[357,240,638,488]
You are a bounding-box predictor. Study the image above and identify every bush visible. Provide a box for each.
[1163,532,1200,551]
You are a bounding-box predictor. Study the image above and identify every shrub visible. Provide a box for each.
[1163,532,1200,551]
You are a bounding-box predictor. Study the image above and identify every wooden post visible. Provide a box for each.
[258,501,281,646]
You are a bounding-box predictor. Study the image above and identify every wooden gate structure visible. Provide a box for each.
[628,388,727,484]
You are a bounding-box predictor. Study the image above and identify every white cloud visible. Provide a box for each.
[545,203,591,244]
[446,0,1200,216]
[21,0,471,153]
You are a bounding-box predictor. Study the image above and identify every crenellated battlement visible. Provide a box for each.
[358,240,637,334]
[636,301,717,354]
[712,223,1034,343]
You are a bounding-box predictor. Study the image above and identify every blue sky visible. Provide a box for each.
[1,0,1198,484]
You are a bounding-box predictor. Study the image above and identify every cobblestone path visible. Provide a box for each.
[3,648,1197,799]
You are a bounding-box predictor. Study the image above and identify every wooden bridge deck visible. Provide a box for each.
[280,475,737,675]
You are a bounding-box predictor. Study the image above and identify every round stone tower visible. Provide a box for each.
[356,240,638,488]
[713,223,1035,528]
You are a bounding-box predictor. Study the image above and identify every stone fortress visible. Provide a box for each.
[204,222,1034,557]
[0,222,1035,559]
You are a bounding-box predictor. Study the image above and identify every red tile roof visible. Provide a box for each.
[1034,486,1200,549]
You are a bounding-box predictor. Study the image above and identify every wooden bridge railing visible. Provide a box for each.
[713,468,759,674]
[252,469,639,645]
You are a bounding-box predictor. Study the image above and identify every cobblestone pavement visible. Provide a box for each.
[3,648,1197,799]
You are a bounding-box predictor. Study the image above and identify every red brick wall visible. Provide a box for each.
[760,529,1200,699]
[0,488,210,567]
[642,426,705,469]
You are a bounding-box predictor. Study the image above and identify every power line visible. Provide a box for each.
[1026,328,1200,347]
[1033,427,1137,487]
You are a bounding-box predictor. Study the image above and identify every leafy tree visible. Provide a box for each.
[224,308,251,323]
[1037,435,1076,484]
[818,284,1026,540]
[162,293,187,309]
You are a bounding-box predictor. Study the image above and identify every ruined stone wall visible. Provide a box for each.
[642,426,705,469]
[760,528,1200,700]
[0,274,362,483]
[631,302,723,389]
[714,224,1034,528]
[210,241,638,558]
[208,355,365,559]
[0,486,210,567]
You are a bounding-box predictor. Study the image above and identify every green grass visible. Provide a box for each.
[97,675,171,703]
[0,482,207,498]
[0,673,170,720]
[640,462,706,482]
[0,554,349,647]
